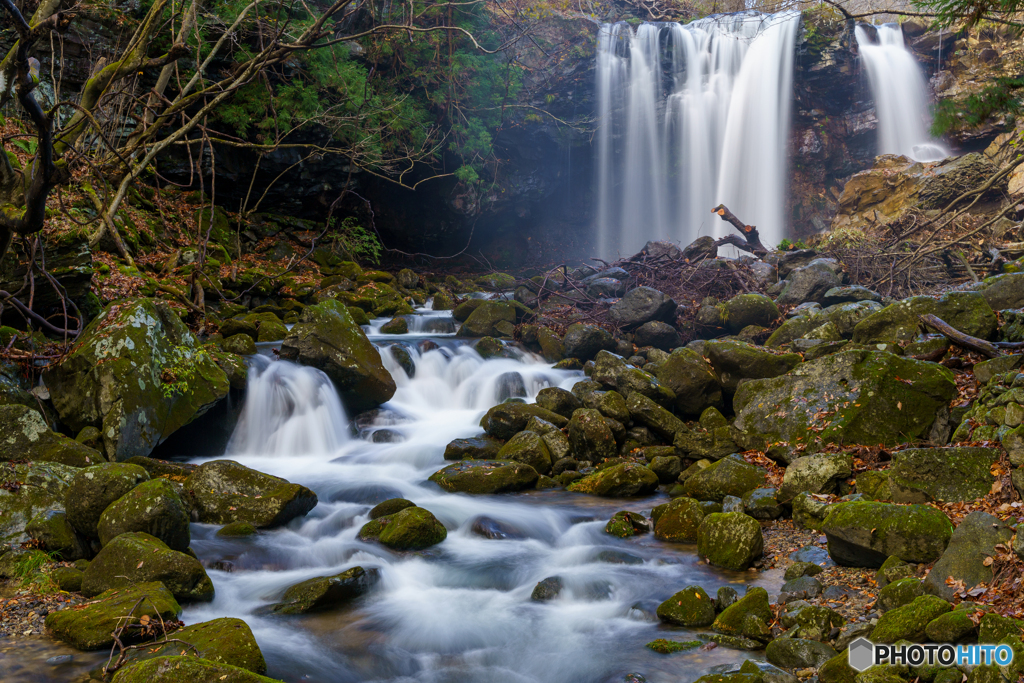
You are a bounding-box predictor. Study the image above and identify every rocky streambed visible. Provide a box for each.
[0,247,1023,683]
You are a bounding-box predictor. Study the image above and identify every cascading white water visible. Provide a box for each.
[854,23,949,163]
[595,11,801,258]
[181,307,784,683]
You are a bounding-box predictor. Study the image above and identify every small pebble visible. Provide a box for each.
[46,655,73,666]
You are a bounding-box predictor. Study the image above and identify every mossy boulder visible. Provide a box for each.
[222,334,257,356]
[217,521,258,537]
[567,408,618,462]
[653,497,705,542]
[279,300,396,411]
[562,323,616,361]
[25,510,91,560]
[380,317,409,334]
[567,462,658,497]
[604,510,650,537]
[779,453,853,503]
[852,291,996,344]
[369,498,416,519]
[870,595,951,643]
[357,506,447,550]
[713,587,772,635]
[652,348,724,416]
[97,478,191,551]
[697,512,763,570]
[498,431,552,475]
[453,298,484,321]
[534,387,583,418]
[766,638,838,669]
[704,340,802,391]
[921,511,1015,601]
[0,405,103,467]
[65,463,150,538]
[184,460,317,528]
[456,301,518,338]
[626,393,686,440]
[43,299,230,461]
[681,455,767,502]
[45,581,181,650]
[111,656,281,683]
[269,566,380,614]
[479,402,567,440]
[0,461,78,544]
[428,460,539,494]
[925,608,979,643]
[886,447,999,503]
[122,618,267,674]
[733,350,956,451]
[443,436,503,461]
[657,585,716,626]
[822,501,953,567]
[645,639,701,654]
[780,601,846,641]
[721,294,780,333]
[81,532,214,602]
[877,577,925,611]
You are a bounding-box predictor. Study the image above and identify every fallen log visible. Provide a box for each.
[711,204,768,256]
[919,314,1001,358]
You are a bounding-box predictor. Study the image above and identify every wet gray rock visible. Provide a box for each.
[776,259,843,305]
[608,287,677,328]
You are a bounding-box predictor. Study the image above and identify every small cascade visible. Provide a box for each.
[595,11,801,258]
[855,23,949,163]
[226,356,350,456]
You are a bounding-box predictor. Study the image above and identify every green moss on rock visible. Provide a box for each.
[45,581,181,650]
[184,460,317,528]
[111,656,282,683]
[697,512,763,570]
[270,566,380,614]
[65,463,150,538]
[871,594,951,643]
[123,617,266,674]
[98,478,190,551]
[645,639,701,654]
[429,460,539,494]
[656,585,716,626]
[567,463,658,497]
[81,532,214,602]
[653,497,704,542]
[822,501,953,567]
[0,405,103,468]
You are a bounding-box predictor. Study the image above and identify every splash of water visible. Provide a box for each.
[855,23,949,163]
[595,11,801,258]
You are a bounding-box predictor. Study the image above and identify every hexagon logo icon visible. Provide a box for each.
[848,637,874,672]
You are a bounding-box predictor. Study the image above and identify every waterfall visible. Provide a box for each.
[226,356,350,456]
[854,23,948,163]
[595,11,801,258]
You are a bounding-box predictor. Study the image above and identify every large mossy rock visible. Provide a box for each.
[562,323,616,361]
[887,447,999,503]
[97,478,191,551]
[122,618,267,674]
[45,581,181,650]
[852,292,996,344]
[607,287,677,327]
[65,463,150,538]
[43,299,230,461]
[921,511,1015,601]
[269,566,380,614]
[653,496,705,542]
[184,460,317,528]
[456,301,517,338]
[704,341,802,391]
[0,405,103,467]
[81,532,214,602]
[568,408,618,462]
[973,272,1024,310]
[657,585,716,626]
[681,455,767,502]
[279,300,396,411]
[25,510,91,560]
[0,461,78,544]
[778,453,852,503]
[497,431,553,475]
[733,350,956,451]
[111,656,281,683]
[697,512,763,570]
[712,587,772,635]
[626,393,686,441]
[870,594,951,643]
[766,638,838,669]
[821,501,953,567]
[653,348,725,416]
[479,402,568,440]
[429,460,539,494]
[721,294,780,333]
[777,258,843,305]
[568,462,658,497]
[358,506,447,550]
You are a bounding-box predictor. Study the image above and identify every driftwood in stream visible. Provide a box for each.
[710,205,768,256]
[919,314,1024,358]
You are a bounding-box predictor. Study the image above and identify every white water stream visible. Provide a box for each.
[595,11,801,258]
[179,305,782,683]
[854,23,948,163]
